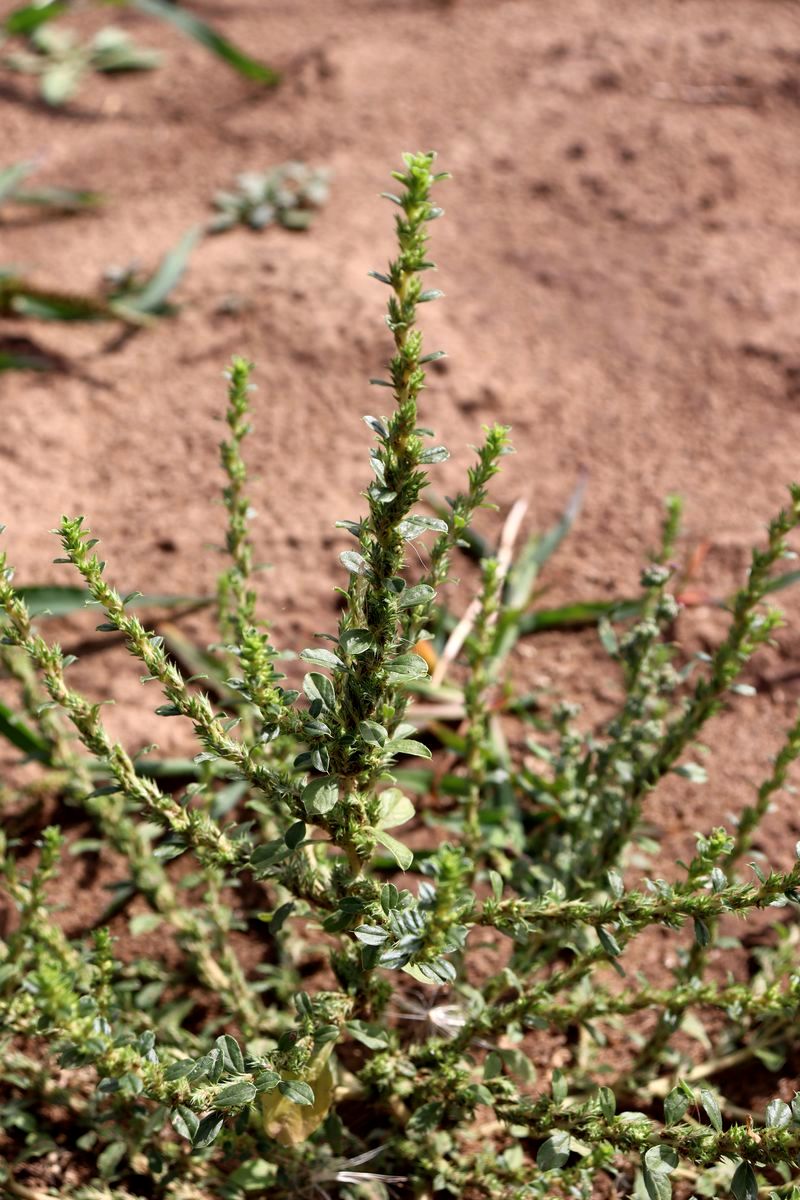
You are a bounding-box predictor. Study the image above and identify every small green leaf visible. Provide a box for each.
[299,648,343,670]
[192,1112,224,1148]
[498,1047,536,1083]
[597,1086,616,1120]
[0,700,50,763]
[359,720,388,745]
[674,762,708,784]
[129,912,162,936]
[483,1051,503,1080]
[171,1106,198,1140]
[373,829,413,870]
[302,776,339,816]
[97,1139,126,1178]
[396,583,436,609]
[398,515,448,541]
[385,652,429,682]
[213,1081,256,1108]
[216,1035,244,1075]
[765,1098,792,1129]
[664,1086,690,1126]
[386,738,431,759]
[340,550,369,576]
[376,788,415,829]
[731,1161,758,1200]
[537,1131,570,1170]
[269,901,295,933]
[5,2,67,36]
[164,1059,195,1081]
[354,924,388,946]
[303,672,336,711]
[419,445,449,464]
[284,821,306,850]
[254,1070,280,1092]
[340,628,373,655]
[598,926,621,957]
[277,1080,314,1106]
[642,1145,678,1200]
[345,1020,389,1050]
[488,870,504,901]
[699,1088,722,1132]
[693,918,711,947]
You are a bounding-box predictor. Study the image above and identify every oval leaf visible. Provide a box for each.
[376,788,416,829]
[302,777,339,816]
[277,1080,314,1106]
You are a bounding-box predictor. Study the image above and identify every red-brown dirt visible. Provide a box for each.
[3,0,800,1194]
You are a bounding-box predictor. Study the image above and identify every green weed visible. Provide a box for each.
[2,21,161,106]
[3,0,279,97]
[209,163,331,235]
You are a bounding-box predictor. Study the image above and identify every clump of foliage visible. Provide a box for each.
[2,152,800,1200]
[2,20,161,105]
[209,163,331,234]
[3,0,279,94]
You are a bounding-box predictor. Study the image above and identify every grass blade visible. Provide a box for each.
[518,598,642,635]
[2,281,108,321]
[129,0,280,85]
[0,162,34,206]
[17,585,211,618]
[4,1,67,35]
[13,186,102,212]
[504,471,586,613]
[110,226,199,317]
[0,349,58,372]
[764,568,800,596]
[0,700,50,763]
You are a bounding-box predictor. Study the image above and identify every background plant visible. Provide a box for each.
[2,152,800,1200]
[2,20,161,106]
[208,163,331,235]
[2,0,279,101]
[1,227,198,325]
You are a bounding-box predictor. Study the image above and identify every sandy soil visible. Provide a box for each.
[3,0,800,1191]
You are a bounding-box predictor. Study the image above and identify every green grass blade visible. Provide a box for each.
[129,0,280,85]
[4,1,67,36]
[17,585,212,617]
[0,349,57,371]
[112,226,199,316]
[518,598,642,635]
[13,186,102,212]
[0,162,34,206]
[394,766,470,798]
[505,472,586,612]
[0,700,51,763]
[6,288,108,321]
[764,568,800,596]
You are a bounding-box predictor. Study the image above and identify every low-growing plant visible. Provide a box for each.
[209,163,331,235]
[1,226,198,325]
[3,152,800,1200]
[2,20,161,105]
[3,0,280,90]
